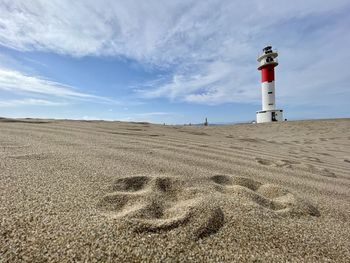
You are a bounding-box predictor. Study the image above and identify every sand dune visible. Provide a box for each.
[0,118,349,262]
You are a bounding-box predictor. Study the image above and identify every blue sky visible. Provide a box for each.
[0,0,349,124]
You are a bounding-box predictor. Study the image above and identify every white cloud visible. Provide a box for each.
[0,0,349,107]
[82,116,101,121]
[0,98,66,107]
[0,1,347,60]
[132,112,175,117]
[118,111,181,124]
[139,61,257,105]
[0,67,115,103]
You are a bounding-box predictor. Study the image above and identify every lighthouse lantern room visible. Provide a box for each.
[256,46,284,123]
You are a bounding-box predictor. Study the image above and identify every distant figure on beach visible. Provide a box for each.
[204,117,208,126]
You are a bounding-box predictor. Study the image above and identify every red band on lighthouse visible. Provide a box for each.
[261,65,275,82]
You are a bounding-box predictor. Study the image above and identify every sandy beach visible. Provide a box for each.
[0,118,349,262]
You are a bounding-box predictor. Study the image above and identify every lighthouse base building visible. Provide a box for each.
[256,109,283,123]
[256,46,284,123]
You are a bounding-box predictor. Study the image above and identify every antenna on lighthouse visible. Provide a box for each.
[256,46,285,123]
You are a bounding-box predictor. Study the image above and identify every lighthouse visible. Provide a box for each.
[256,46,284,123]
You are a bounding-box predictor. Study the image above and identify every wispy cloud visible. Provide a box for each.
[139,61,257,105]
[132,112,176,117]
[1,1,348,62]
[118,111,181,123]
[0,98,66,107]
[0,0,349,107]
[0,67,116,103]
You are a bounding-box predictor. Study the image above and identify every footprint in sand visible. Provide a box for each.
[9,153,49,161]
[210,175,320,217]
[300,164,337,178]
[255,157,300,168]
[303,156,323,163]
[98,175,224,240]
[98,174,319,240]
[255,157,336,178]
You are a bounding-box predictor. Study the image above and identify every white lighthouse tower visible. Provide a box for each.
[256,46,284,123]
